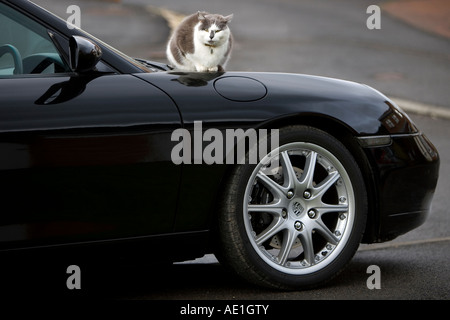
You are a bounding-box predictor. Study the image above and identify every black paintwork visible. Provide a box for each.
[0,0,439,260]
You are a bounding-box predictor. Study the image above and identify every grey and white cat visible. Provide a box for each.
[166,11,233,72]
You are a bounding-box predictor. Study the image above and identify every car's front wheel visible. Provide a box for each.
[216,125,368,289]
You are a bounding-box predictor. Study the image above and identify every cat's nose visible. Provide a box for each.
[209,30,215,39]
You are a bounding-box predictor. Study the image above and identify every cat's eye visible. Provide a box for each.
[216,30,221,33]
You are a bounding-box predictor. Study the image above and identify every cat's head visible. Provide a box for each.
[196,11,233,46]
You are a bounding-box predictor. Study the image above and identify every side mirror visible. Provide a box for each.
[69,36,102,73]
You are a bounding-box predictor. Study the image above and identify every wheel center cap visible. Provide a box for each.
[292,201,304,216]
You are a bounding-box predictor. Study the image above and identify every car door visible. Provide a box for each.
[0,2,182,249]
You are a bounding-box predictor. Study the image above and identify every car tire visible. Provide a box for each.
[215,125,368,290]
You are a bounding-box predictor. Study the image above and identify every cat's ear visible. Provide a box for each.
[224,14,233,23]
[197,11,207,21]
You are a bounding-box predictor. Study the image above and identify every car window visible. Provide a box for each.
[0,2,71,77]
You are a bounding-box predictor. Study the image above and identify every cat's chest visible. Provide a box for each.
[197,44,221,56]
[192,40,228,61]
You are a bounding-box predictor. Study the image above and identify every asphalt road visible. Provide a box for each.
[19,0,450,301]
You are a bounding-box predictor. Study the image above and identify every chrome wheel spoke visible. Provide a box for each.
[256,172,286,199]
[314,219,339,245]
[255,217,285,246]
[315,203,348,215]
[278,229,298,265]
[280,151,299,189]
[299,229,315,265]
[313,171,340,199]
[248,202,284,214]
[299,151,317,189]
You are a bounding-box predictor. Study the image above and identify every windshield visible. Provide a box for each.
[79,29,153,73]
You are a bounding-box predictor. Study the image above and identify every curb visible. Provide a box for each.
[145,5,185,32]
[392,97,450,120]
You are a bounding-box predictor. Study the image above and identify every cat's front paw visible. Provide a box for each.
[207,66,219,72]
[195,65,209,72]
[195,65,219,72]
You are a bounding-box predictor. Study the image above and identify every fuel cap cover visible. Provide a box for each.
[213,76,267,102]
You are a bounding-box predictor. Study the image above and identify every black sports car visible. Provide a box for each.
[0,0,439,290]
